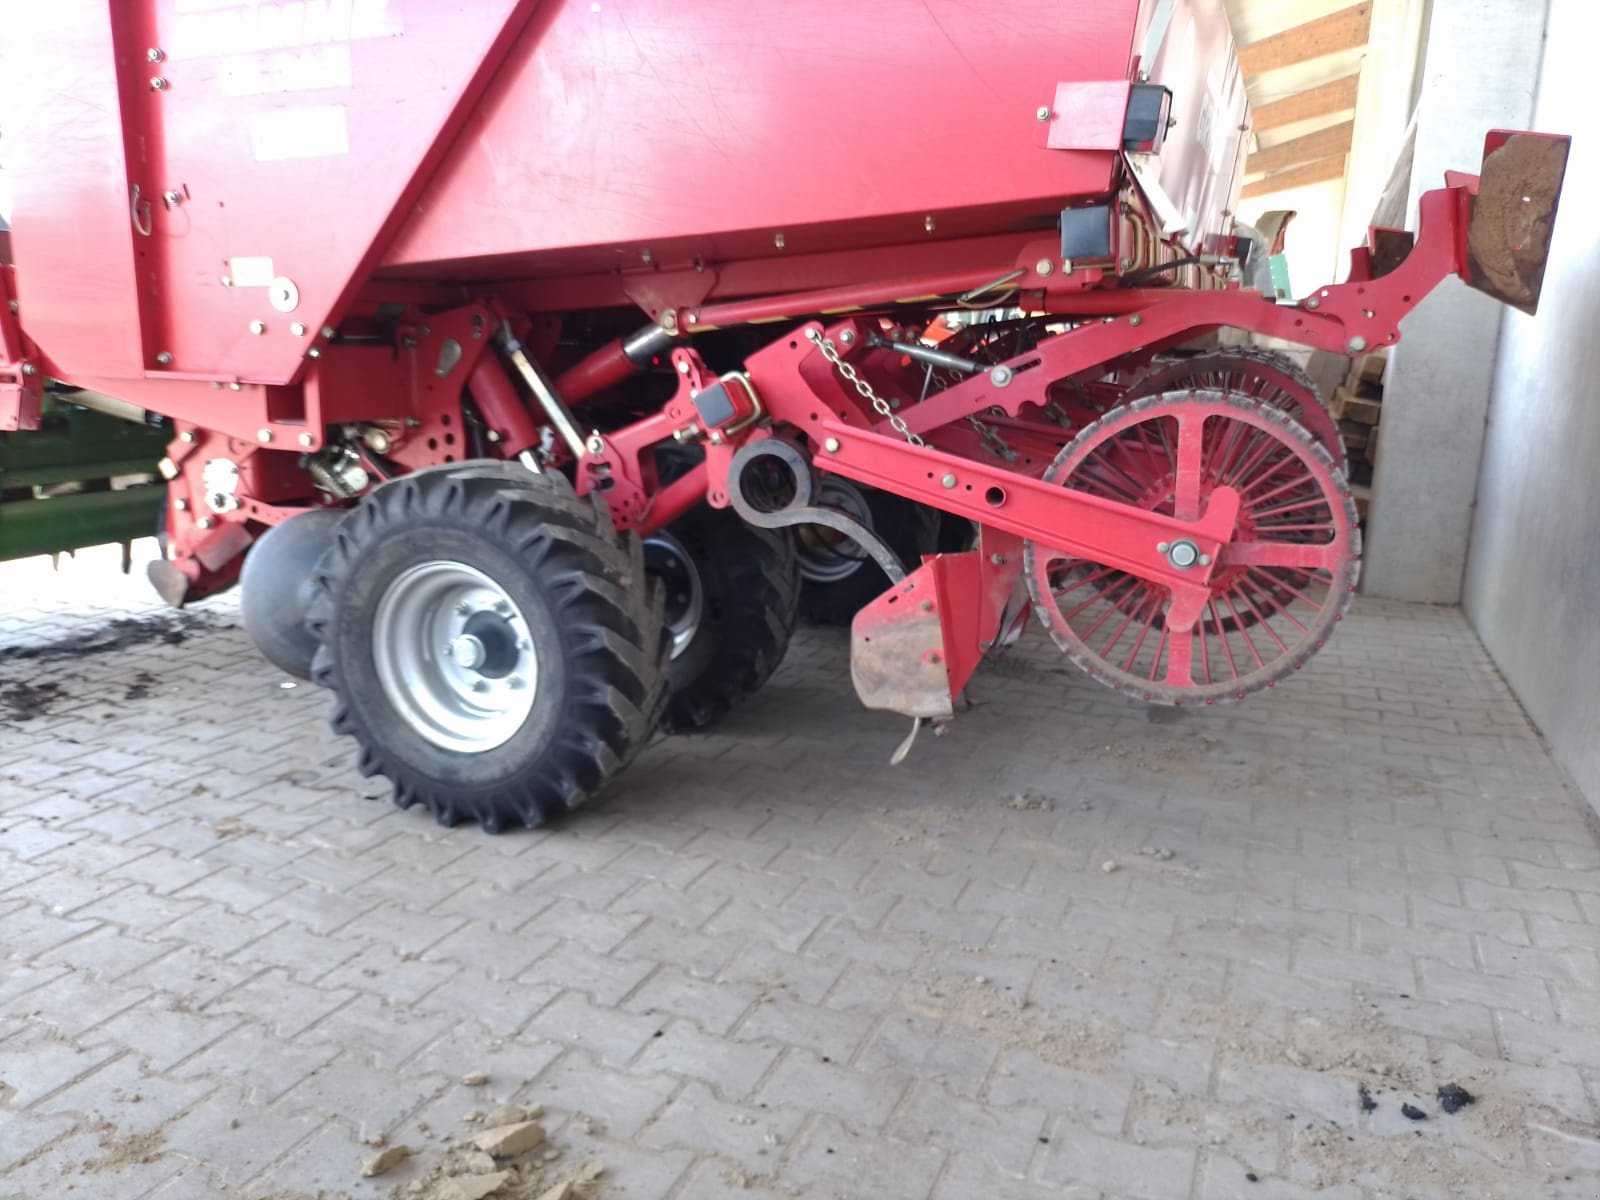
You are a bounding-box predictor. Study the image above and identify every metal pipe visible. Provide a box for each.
[869,336,982,375]
[638,463,708,535]
[554,319,676,406]
[496,326,587,458]
[683,266,1010,331]
[466,355,542,456]
[51,388,148,424]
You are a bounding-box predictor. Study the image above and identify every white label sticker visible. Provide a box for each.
[227,256,276,287]
[222,43,353,97]
[174,0,404,59]
[249,105,349,162]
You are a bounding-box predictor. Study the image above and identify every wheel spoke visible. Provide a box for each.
[1172,410,1206,520]
[1222,541,1341,571]
[1163,627,1194,688]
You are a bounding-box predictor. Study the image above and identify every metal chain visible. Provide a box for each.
[806,329,926,447]
[966,414,1018,463]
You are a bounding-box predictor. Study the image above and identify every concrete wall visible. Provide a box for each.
[1361,0,1549,602]
[1465,0,1600,810]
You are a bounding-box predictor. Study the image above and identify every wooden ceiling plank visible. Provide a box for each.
[1251,75,1361,133]
[1241,155,1349,199]
[1237,4,1372,76]
[1247,120,1355,175]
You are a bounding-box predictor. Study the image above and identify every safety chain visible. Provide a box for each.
[806,328,926,447]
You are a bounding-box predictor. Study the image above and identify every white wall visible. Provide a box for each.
[1362,0,1549,602]
[1465,0,1600,811]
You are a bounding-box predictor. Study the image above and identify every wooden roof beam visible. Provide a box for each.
[1237,4,1372,76]
[1241,155,1348,199]
[1247,120,1355,176]
[1251,75,1360,133]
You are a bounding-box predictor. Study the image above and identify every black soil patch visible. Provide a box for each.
[123,671,157,701]
[1437,1083,1476,1114]
[0,680,65,722]
[1358,1085,1378,1113]
[0,610,230,668]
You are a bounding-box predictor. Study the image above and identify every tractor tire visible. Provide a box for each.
[648,501,801,732]
[797,482,940,624]
[305,462,668,831]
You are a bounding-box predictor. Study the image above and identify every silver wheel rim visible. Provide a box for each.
[796,478,873,583]
[643,532,703,660]
[371,560,537,753]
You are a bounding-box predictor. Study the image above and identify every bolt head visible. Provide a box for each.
[1305,297,1320,310]
[290,322,307,337]
[174,498,187,511]
[676,359,690,375]
[774,232,786,250]
[1129,315,1143,327]
[229,382,242,391]
[179,430,196,443]
[1347,336,1369,353]
[839,329,855,345]
[297,432,315,448]
[924,214,937,233]
[508,676,525,690]
[150,76,168,90]
[1035,258,1055,277]
[1198,554,1212,567]
[990,553,1006,565]
[1036,106,1052,121]
[320,325,337,339]
[450,635,487,670]
[823,437,841,452]
[249,319,266,335]
[20,363,35,375]
[920,600,934,612]
[197,516,214,529]
[146,47,165,63]
[1156,541,1170,553]
[257,429,273,443]
[940,473,958,489]
[307,348,321,359]
[156,351,174,365]
[989,366,1013,387]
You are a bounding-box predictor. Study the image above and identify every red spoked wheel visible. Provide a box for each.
[1022,390,1361,705]
[1125,348,1347,471]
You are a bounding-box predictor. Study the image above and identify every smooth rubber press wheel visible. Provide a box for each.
[306,463,668,830]
[1023,390,1360,705]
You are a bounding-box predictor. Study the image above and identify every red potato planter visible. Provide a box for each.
[0,3,1569,828]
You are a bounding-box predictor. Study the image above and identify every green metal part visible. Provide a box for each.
[0,395,169,563]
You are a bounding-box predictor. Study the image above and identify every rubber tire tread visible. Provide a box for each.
[305,461,668,831]
[659,501,801,732]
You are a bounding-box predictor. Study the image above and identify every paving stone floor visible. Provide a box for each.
[2,543,1598,1199]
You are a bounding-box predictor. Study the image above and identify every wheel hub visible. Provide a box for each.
[795,477,874,583]
[643,532,704,660]
[372,560,538,753]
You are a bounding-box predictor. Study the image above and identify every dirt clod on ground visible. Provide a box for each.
[461,1072,490,1087]
[472,1121,545,1157]
[1437,1083,1476,1114]
[1401,1103,1428,1121]
[362,1144,413,1177]
[1002,789,1056,812]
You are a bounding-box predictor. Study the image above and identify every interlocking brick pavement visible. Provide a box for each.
[3,543,1600,1199]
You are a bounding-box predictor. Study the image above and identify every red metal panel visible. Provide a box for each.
[384,0,1141,275]
[4,1,533,389]
[0,11,146,379]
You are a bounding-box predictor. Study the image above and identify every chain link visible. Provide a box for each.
[806,329,926,448]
